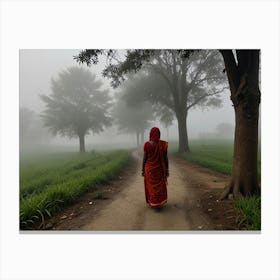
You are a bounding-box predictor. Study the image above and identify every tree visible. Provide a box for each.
[40,67,112,153]
[75,49,261,198]
[156,105,174,140]
[219,50,261,198]
[125,51,226,152]
[75,50,227,153]
[20,107,51,151]
[113,80,154,147]
[121,71,175,141]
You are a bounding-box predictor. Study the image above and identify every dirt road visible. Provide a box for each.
[82,152,207,231]
[47,151,238,231]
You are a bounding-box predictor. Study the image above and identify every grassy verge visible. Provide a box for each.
[233,195,261,230]
[172,139,261,178]
[20,153,110,199]
[171,139,261,230]
[20,150,131,229]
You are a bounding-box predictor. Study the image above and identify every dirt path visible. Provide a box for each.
[46,151,239,231]
[83,152,202,231]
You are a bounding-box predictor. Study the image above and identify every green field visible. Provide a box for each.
[20,150,131,229]
[170,139,261,178]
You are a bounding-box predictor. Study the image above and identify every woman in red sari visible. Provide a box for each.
[142,127,169,208]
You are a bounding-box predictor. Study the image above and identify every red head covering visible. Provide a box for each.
[149,127,160,143]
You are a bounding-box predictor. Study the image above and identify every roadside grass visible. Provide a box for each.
[170,139,261,230]
[20,153,110,199]
[233,195,261,230]
[20,150,131,229]
[171,139,261,178]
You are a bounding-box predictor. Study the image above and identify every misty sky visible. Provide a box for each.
[19,49,235,142]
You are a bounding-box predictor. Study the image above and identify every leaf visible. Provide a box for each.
[45,209,52,217]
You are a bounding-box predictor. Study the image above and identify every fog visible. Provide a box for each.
[20,49,235,152]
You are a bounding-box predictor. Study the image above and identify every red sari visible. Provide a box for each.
[144,140,168,208]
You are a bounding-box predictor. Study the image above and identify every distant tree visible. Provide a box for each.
[156,105,174,139]
[121,72,174,139]
[20,107,51,150]
[40,67,112,153]
[216,122,234,139]
[75,50,196,152]
[220,50,261,198]
[113,82,154,147]
[109,51,227,153]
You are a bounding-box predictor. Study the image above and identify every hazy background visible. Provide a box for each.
[20,49,235,151]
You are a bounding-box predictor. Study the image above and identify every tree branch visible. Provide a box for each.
[219,50,240,93]
[146,62,180,108]
[186,85,227,111]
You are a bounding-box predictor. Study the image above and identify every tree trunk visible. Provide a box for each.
[221,85,260,198]
[176,110,190,153]
[136,131,140,148]
[140,131,144,146]
[220,50,261,199]
[79,134,86,153]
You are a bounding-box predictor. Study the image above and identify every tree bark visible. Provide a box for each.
[220,50,261,199]
[79,134,86,153]
[176,110,190,153]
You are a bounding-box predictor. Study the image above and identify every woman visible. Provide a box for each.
[142,127,169,208]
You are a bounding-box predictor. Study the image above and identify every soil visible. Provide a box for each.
[37,151,241,231]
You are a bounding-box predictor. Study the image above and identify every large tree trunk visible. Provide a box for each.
[176,110,190,153]
[221,87,260,198]
[79,134,86,153]
[220,50,261,199]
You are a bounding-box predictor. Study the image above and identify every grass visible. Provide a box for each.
[171,139,261,230]
[172,139,261,178]
[20,150,131,229]
[20,153,110,199]
[233,195,261,230]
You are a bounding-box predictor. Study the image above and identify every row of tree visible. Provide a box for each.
[29,49,260,198]
[35,67,173,152]
[38,50,227,153]
[74,49,261,198]
[75,50,228,152]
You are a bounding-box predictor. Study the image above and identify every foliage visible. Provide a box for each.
[233,195,261,230]
[156,106,174,128]
[75,49,227,108]
[40,67,112,141]
[20,150,131,229]
[75,49,228,153]
[113,93,154,136]
[74,49,195,87]
[115,71,175,132]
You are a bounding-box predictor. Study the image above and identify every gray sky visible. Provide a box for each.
[19,49,235,142]
[20,49,111,112]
